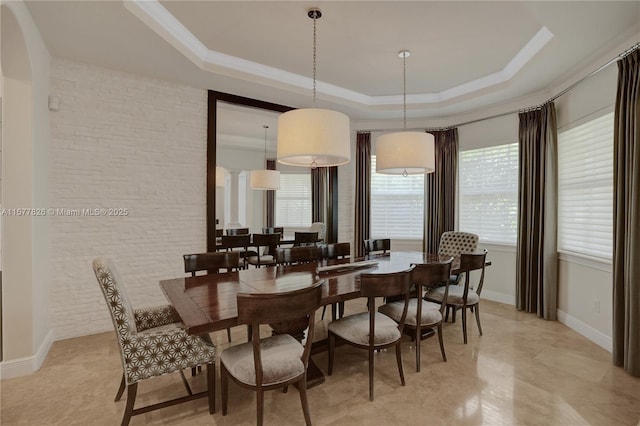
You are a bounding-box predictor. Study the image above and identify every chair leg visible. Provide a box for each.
[395,343,405,387]
[474,303,483,336]
[207,362,216,414]
[369,348,375,401]
[444,306,450,322]
[121,383,137,426]
[437,323,447,362]
[321,305,327,320]
[462,307,468,344]
[452,306,457,323]
[226,327,232,343]
[298,375,312,426]
[415,326,421,372]
[283,385,288,393]
[221,363,229,416]
[191,367,197,377]
[256,389,264,426]
[115,373,126,402]
[328,332,335,375]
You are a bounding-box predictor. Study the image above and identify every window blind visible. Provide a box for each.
[370,155,424,239]
[276,173,312,227]
[459,142,519,244]
[558,111,613,260]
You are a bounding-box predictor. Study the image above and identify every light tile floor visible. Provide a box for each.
[2,300,639,425]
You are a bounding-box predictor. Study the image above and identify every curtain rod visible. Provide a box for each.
[357,41,640,134]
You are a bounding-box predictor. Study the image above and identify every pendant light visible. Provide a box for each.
[277,8,351,169]
[250,125,280,190]
[376,50,435,176]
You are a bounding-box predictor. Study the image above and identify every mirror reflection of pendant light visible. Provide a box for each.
[376,50,435,176]
[277,8,350,169]
[250,125,281,190]
[216,165,227,187]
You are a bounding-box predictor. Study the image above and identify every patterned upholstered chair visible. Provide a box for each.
[328,268,413,401]
[379,259,452,372]
[92,257,216,426]
[220,282,323,426]
[438,231,479,258]
[425,251,487,344]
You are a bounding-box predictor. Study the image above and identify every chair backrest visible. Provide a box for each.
[226,227,250,236]
[237,282,323,384]
[92,257,136,342]
[363,238,390,256]
[252,233,281,258]
[220,234,251,250]
[310,222,326,241]
[438,231,479,258]
[411,260,453,316]
[262,227,284,239]
[294,231,318,246]
[183,251,240,276]
[324,242,350,259]
[458,251,487,298]
[275,246,322,265]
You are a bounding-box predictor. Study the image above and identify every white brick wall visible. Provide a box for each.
[49,59,207,339]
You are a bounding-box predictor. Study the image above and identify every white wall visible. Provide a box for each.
[48,58,208,340]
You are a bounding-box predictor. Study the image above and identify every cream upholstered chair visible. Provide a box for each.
[310,222,326,242]
[379,260,452,372]
[92,257,216,426]
[328,268,413,401]
[425,251,487,344]
[220,282,323,426]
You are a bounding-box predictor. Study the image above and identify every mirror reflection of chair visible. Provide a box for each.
[92,257,216,426]
[310,222,326,242]
[294,231,319,247]
[379,259,452,371]
[275,246,322,265]
[262,227,284,239]
[226,227,250,236]
[328,268,413,401]
[183,252,241,343]
[363,238,390,257]
[215,229,224,237]
[425,251,487,344]
[220,282,323,426]
[219,234,252,269]
[247,233,280,268]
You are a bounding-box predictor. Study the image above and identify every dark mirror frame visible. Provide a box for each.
[207,91,293,251]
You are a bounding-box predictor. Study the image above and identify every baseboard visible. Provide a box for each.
[482,290,515,306]
[557,310,612,353]
[0,329,54,379]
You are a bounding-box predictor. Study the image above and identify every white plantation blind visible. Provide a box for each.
[459,143,519,244]
[370,155,424,239]
[558,111,613,259]
[276,173,312,228]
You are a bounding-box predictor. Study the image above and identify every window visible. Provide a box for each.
[370,155,424,239]
[558,112,613,260]
[276,173,312,228]
[459,143,519,244]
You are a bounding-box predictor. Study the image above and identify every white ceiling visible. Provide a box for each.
[22,0,640,147]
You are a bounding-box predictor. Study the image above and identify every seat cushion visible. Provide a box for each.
[247,255,276,266]
[426,285,479,306]
[328,312,401,346]
[379,299,442,327]
[220,334,304,386]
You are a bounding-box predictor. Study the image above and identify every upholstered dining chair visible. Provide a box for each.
[379,259,452,371]
[438,231,479,282]
[294,231,319,247]
[363,238,391,258]
[425,251,487,344]
[328,268,414,401]
[320,242,351,320]
[220,234,253,269]
[310,222,326,242]
[92,257,216,426]
[183,251,241,343]
[220,282,323,426]
[274,246,322,265]
[247,233,280,268]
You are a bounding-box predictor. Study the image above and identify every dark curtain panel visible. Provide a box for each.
[613,48,640,377]
[311,167,338,243]
[266,159,276,227]
[354,133,371,257]
[516,103,558,320]
[424,128,459,253]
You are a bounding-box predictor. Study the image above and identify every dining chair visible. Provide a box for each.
[220,281,323,426]
[320,242,351,320]
[379,259,452,371]
[274,246,322,265]
[92,257,216,426]
[363,238,390,258]
[247,233,280,267]
[425,251,487,344]
[262,226,284,238]
[328,268,414,401]
[293,231,319,247]
[215,228,224,237]
[219,234,253,269]
[310,222,326,242]
[183,251,241,343]
[226,227,250,236]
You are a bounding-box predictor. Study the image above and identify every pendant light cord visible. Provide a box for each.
[403,52,407,130]
[263,125,269,165]
[312,13,317,108]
